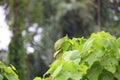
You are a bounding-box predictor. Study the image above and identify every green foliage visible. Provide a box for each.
[8,33,26,80]
[1,31,120,80]
[8,0,28,80]
[28,0,44,25]
[101,0,120,37]
[33,77,49,80]
[0,61,19,80]
[0,0,4,5]
[33,77,42,80]
[35,31,120,80]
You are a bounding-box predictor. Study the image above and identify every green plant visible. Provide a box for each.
[0,61,19,80]
[1,31,120,80]
[34,31,120,80]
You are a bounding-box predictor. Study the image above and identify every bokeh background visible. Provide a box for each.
[0,0,120,80]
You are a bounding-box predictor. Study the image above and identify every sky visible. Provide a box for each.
[0,6,40,53]
[0,6,12,50]
[0,6,33,53]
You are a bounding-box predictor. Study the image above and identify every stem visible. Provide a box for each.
[97,0,102,31]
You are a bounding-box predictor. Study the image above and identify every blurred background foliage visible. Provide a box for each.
[0,0,120,80]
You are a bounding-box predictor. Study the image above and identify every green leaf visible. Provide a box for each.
[62,61,77,72]
[33,77,49,80]
[33,77,42,80]
[81,39,94,57]
[79,62,88,75]
[98,70,114,80]
[52,64,62,78]
[45,60,62,75]
[115,66,120,79]
[4,67,19,80]
[4,73,19,80]
[70,71,82,80]
[117,38,120,48]
[101,56,118,73]
[0,74,3,80]
[61,41,72,51]
[85,50,103,67]
[54,71,71,80]
[89,31,115,40]
[63,50,81,61]
[86,62,103,80]
[0,61,19,80]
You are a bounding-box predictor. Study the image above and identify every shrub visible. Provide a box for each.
[36,31,120,80]
[1,31,120,80]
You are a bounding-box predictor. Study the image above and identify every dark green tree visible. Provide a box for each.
[101,0,120,37]
[0,0,4,5]
[0,0,45,79]
[7,0,28,80]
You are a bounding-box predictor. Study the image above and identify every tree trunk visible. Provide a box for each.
[97,0,102,31]
[8,0,26,80]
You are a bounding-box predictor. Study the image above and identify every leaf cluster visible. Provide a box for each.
[1,31,120,80]
[0,61,19,80]
[36,31,120,80]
